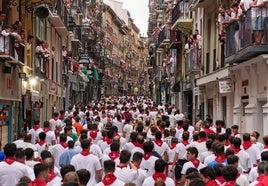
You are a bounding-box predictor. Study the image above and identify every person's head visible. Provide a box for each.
[119,149,131,164]
[155,130,162,140]
[33,163,49,181]
[154,159,168,173]
[76,169,90,186]
[143,141,154,153]
[103,160,116,173]
[40,150,52,160]
[0,11,6,21]
[261,151,268,161]
[64,126,73,136]
[222,165,238,182]
[213,163,224,177]
[232,137,241,148]
[263,135,268,145]
[189,179,205,186]
[257,162,266,175]
[205,140,213,150]
[43,157,55,170]
[132,152,143,164]
[68,140,75,149]
[43,121,50,128]
[25,148,34,160]
[34,120,40,126]
[200,166,216,183]
[231,125,239,133]
[39,132,46,141]
[15,148,25,163]
[213,142,225,155]
[4,143,17,157]
[81,139,91,150]
[186,147,199,160]
[243,133,251,142]
[64,171,78,183]
[60,134,67,143]
[60,164,76,179]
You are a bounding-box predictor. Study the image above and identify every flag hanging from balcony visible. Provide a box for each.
[93,68,99,80]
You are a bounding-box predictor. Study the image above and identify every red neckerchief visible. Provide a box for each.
[117,164,127,169]
[177,126,182,130]
[80,150,90,156]
[33,125,40,131]
[102,173,117,185]
[38,140,46,146]
[231,146,241,154]
[160,127,165,132]
[224,181,236,186]
[60,142,67,148]
[48,170,56,182]
[108,151,120,160]
[182,140,189,146]
[104,137,113,145]
[89,131,98,139]
[215,155,226,163]
[134,164,140,169]
[264,145,268,149]
[115,133,121,139]
[225,140,230,146]
[29,179,47,186]
[154,139,163,147]
[204,128,215,135]
[169,142,178,150]
[53,117,58,121]
[206,180,219,186]
[59,114,65,120]
[190,158,200,168]
[132,142,143,149]
[5,157,16,165]
[101,115,106,119]
[197,137,206,143]
[152,172,167,181]
[243,141,252,150]
[257,175,266,182]
[143,152,152,160]
[216,176,225,185]
[43,127,50,133]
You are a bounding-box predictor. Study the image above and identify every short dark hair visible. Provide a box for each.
[200,166,216,180]
[143,141,154,153]
[25,148,34,160]
[187,147,199,158]
[60,164,76,178]
[119,149,131,163]
[81,139,91,150]
[40,150,52,160]
[154,159,168,173]
[4,143,17,157]
[104,160,115,173]
[222,165,238,181]
[68,140,75,149]
[39,132,46,141]
[261,151,268,161]
[33,163,49,178]
[76,169,91,185]
[59,134,67,142]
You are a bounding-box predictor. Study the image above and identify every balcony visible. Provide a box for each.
[171,0,192,33]
[35,52,50,78]
[225,7,268,64]
[157,26,170,48]
[170,30,182,48]
[189,0,212,10]
[0,36,24,66]
[185,45,201,74]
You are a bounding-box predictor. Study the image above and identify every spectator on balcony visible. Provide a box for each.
[193,29,202,49]
[240,0,253,13]
[230,2,243,52]
[184,36,194,57]
[0,11,6,32]
[0,25,18,55]
[217,7,231,41]
[35,40,50,73]
[12,20,22,34]
[250,0,267,45]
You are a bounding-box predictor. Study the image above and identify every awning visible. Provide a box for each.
[196,67,231,86]
[78,71,89,82]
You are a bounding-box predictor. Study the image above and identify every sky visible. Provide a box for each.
[120,0,149,36]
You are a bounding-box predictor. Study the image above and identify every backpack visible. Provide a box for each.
[175,159,188,180]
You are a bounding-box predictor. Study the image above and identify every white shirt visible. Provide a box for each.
[153,140,169,157]
[115,166,138,183]
[70,153,102,185]
[140,155,159,176]
[28,127,43,144]
[49,118,63,131]
[0,161,30,186]
[44,130,56,146]
[181,160,205,175]
[236,173,250,186]
[236,149,251,171]
[142,175,175,186]
[96,178,125,186]
[242,143,261,167]
[49,143,68,168]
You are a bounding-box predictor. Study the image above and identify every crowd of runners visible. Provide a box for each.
[0,95,267,186]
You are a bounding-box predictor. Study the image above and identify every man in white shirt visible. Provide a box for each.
[43,121,56,146]
[180,147,206,185]
[49,112,63,131]
[28,120,43,144]
[114,149,138,183]
[96,160,125,186]
[140,141,159,176]
[242,133,261,167]
[71,139,102,185]
[143,159,175,186]
[0,143,30,186]
[153,131,169,158]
